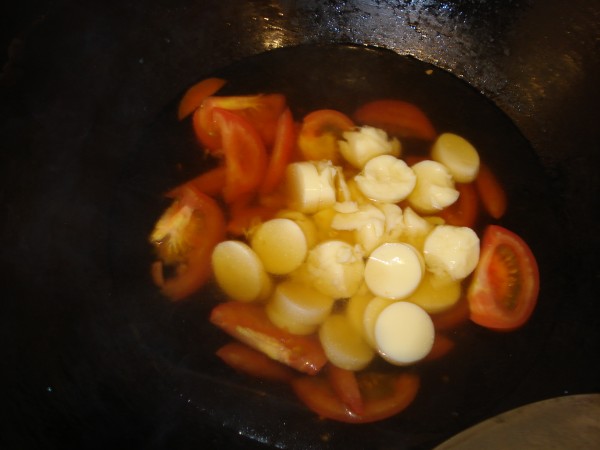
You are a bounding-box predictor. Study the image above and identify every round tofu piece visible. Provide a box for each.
[250,218,307,275]
[305,240,365,299]
[364,242,424,300]
[431,133,480,183]
[423,225,480,280]
[375,301,435,365]
[211,240,272,302]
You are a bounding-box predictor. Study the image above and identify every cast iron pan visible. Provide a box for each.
[2,1,599,449]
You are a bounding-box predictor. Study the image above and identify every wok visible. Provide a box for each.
[2,1,599,448]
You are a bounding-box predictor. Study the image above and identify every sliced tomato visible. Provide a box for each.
[476,163,507,219]
[242,94,287,148]
[298,109,355,162]
[467,225,539,330]
[216,342,295,383]
[439,182,479,228]
[193,94,286,152]
[327,365,364,415]
[177,77,226,120]
[149,184,226,301]
[255,188,288,211]
[292,371,419,423]
[225,189,287,236]
[227,200,278,236]
[186,165,227,197]
[301,109,355,136]
[260,108,297,194]
[353,99,437,141]
[212,108,268,203]
[210,301,328,375]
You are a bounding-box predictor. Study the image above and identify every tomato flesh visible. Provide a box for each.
[193,94,286,152]
[292,372,419,423]
[150,184,226,301]
[212,108,268,203]
[467,225,539,330]
[260,107,297,194]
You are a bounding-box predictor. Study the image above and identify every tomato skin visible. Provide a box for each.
[467,225,540,330]
[476,163,507,219]
[210,301,328,375]
[178,77,226,120]
[292,372,419,423]
[353,99,437,141]
[260,108,297,194]
[193,94,286,152]
[188,105,294,199]
[298,109,355,162]
[439,182,479,228]
[212,108,268,203]
[216,342,296,383]
[150,185,226,301]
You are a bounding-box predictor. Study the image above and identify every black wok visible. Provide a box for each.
[2,1,599,449]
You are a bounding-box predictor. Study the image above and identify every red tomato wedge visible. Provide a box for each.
[353,99,437,141]
[476,163,507,219]
[193,94,286,152]
[186,166,227,197]
[210,302,328,375]
[177,77,226,120]
[301,109,355,136]
[260,108,297,194]
[439,182,479,228]
[292,372,419,423]
[467,225,540,330]
[216,342,296,383]
[327,365,364,416]
[212,108,268,203]
[150,184,226,301]
[298,109,355,162]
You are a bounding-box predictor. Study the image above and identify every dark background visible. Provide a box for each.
[2,1,599,449]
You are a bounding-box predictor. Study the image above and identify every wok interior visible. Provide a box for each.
[4,1,598,449]
[109,45,562,448]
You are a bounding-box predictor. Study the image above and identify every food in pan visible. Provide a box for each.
[149,77,539,423]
